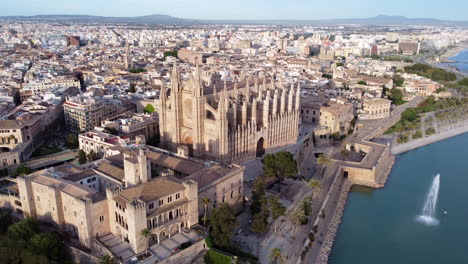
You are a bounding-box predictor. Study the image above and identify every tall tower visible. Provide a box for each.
[191,64,205,157]
[124,42,132,70]
[218,83,229,162]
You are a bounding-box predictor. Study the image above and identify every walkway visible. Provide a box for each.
[139,230,200,264]
[23,149,78,170]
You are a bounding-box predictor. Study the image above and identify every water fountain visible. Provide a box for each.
[416,174,440,226]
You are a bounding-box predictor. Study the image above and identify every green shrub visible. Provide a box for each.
[204,250,232,264]
[180,241,193,250]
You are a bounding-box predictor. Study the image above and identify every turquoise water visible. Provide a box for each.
[447,49,468,74]
[329,133,468,264]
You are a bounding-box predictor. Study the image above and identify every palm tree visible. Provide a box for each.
[308,179,321,192]
[317,154,331,180]
[292,207,306,233]
[98,255,119,264]
[140,228,151,255]
[269,248,285,264]
[202,197,211,226]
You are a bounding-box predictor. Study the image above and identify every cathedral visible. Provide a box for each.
[159,64,301,164]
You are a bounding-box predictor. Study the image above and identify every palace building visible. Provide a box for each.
[159,64,301,164]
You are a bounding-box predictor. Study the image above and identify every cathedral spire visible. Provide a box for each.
[192,63,203,97]
[234,79,239,99]
[171,62,181,92]
[279,74,284,89]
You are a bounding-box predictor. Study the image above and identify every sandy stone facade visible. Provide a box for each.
[319,99,354,135]
[360,98,391,120]
[159,64,301,164]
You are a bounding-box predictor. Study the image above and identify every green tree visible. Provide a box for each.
[268,196,286,232]
[317,154,331,180]
[209,203,237,248]
[307,179,321,194]
[140,228,151,255]
[341,148,350,157]
[357,80,367,85]
[129,68,146,73]
[7,218,39,242]
[293,207,307,227]
[250,208,269,234]
[321,73,332,79]
[99,255,119,264]
[388,88,405,105]
[104,127,118,135]
[87,150,98,162]
[0,210,12,234]
[129,83,136,93]
[27,232,67,261]
[302,197,313,217]
[401,107,418,122]
[458,78,468,86]
[65,134,79,149]
[263,151,298,192]
[269,248,285,264]
[202,197,211,226]
[163,51,178,58]
[78,150,87,165]
[144,104,155,113]
[13,165,32,177]
[250,177,266,215]
[393,76,405,87]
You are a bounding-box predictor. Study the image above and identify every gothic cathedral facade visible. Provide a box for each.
[159,64,301,164]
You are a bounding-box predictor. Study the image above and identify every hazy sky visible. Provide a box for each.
[1,0,467,21]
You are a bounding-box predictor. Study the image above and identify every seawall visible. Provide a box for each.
[392,123,468,155]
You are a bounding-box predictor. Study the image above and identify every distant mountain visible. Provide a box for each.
[0,14,196,24]
[203,15,468,26]
[0,14,466,26]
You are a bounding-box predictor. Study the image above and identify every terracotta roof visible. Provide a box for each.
[114,177,185,203]
[145,151,204,175]
[95,162,125,181]
[186,164,243,189]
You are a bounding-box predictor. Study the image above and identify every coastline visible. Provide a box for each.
[316,119,468,263]
[392,121,468,155]
[439,45,468,62]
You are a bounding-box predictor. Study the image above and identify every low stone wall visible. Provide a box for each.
[316,152,395,263]
[159,239,206,264]
[317,180,352,264]
[68,245,100,264]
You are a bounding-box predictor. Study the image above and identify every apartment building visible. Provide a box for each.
[100,113,158,140]
[63,95,118,133]
[23,78,81,95]
[360,98,391,120]
[0,114,43,168]
[319,99,354,135]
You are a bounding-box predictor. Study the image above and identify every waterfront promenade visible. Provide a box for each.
[302,97,422,264]
[392,118,468,154]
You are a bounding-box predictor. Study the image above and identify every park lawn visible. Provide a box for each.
[31,146,62,158]
[204,250,233,264]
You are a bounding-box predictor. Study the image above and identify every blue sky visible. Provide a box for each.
[1,0,467,20]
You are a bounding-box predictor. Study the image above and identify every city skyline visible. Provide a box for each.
[2,0,468,21]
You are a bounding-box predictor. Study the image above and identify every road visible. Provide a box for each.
[23,150,78,170]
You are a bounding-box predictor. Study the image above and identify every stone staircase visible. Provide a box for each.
[99,233,135,260]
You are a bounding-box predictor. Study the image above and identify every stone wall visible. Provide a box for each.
[68,244,100,264]
[159,239,207,264]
